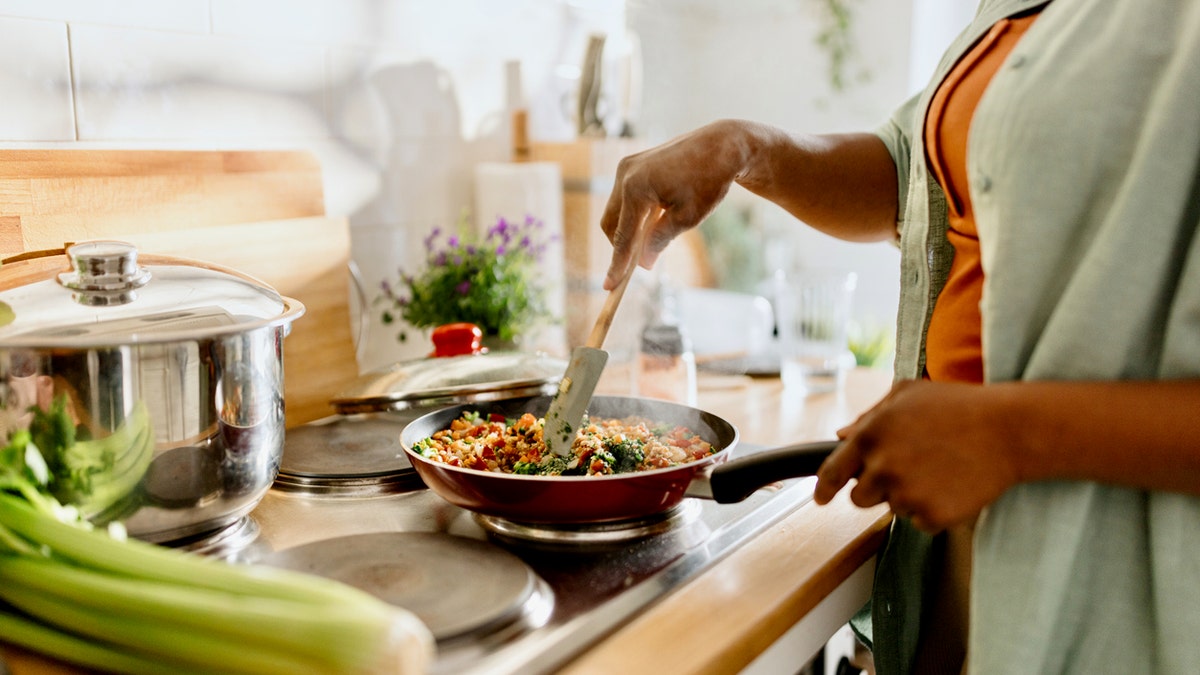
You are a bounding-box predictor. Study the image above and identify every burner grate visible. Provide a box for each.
[474,500,703,548]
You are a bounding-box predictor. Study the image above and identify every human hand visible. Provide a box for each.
[599,120,751,290]
[812,379,1024,532]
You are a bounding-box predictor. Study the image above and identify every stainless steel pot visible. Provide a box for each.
[0,241,304,543]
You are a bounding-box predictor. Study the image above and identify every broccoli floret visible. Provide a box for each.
[604,437,646,473]
[510,456,569,475]
[537,456,569,475]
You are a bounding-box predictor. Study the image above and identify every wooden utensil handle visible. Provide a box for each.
[586,208,660,349]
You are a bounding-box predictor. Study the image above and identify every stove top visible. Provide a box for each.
[215,414,817,674]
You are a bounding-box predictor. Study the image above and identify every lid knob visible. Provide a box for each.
[57,240,152,306]
[430,323,486,357]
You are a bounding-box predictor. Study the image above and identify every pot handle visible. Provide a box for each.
[1,246,70,265]
[707,439,841,504]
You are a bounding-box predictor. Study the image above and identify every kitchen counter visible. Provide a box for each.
[1,367,894,675]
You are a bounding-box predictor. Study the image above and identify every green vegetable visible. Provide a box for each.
[0,414,435,674]
[604,437,646,473]
[30,396,154,520]
[513,456,569,476]
[0,300,14,328]
[590,448,617,472]
[537,456,569,475]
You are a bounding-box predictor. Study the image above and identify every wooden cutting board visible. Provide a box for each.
[0,149,359,428]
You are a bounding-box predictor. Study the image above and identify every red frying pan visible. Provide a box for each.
[399,395,839,523]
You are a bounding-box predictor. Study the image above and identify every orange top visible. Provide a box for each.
[922,13,1040,383]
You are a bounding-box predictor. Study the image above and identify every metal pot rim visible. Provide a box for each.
[0,242,306,347]
[330,350,567,414]
[0,298,306,348]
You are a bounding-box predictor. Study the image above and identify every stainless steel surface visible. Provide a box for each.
[0,241,304,543]
[331,350,567,415]
[273,412,425,497]
[242,439,815,675]
[261,532,553,643]
[0,241,297,345]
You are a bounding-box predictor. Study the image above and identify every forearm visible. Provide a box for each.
[729,121,900,243]
[997,379,1200,496]
[600,119,900,288]
[815,377,1200,531]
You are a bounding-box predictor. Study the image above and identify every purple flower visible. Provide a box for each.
[423,227,442,252]
[447,235,459,248]
[456,280,471,295]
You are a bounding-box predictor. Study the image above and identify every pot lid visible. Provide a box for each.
[0,241,305,347]
[331,323,567,414]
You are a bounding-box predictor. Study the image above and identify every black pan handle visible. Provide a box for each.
[706,439,841,504]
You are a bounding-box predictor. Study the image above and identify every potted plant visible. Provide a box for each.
[378,213,557,349]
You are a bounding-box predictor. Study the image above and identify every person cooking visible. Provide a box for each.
[597,0,1200,673]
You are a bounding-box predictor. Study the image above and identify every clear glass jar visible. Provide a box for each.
[634,277,697,406]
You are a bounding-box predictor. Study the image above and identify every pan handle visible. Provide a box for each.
[706,439,841,504]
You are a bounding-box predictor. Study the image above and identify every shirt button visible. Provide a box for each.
[1009,54,1027,69]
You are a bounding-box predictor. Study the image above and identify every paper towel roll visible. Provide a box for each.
[473,161,566,355]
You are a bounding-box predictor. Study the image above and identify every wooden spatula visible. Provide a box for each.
[543,208,660,456]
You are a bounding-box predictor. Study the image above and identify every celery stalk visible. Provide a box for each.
[0,555,395,672]
[1,584,320,675]
[0,609,203,675]
[0,440,435,674]
[0,494,378,609]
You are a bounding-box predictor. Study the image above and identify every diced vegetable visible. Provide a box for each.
[604,437,646,474]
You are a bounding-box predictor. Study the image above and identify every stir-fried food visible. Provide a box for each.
[412,411,717,476]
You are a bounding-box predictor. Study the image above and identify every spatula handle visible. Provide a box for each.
[586,208,660,349]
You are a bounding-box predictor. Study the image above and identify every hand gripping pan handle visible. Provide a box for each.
[690,439,842,504]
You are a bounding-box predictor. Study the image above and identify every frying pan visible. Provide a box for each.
[398,395,840,524]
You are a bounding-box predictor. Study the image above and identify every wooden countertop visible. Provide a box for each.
[561,367,894,675]
[2,368,894,675]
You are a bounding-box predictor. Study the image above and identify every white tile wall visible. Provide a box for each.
[71,24,327,141]
[0,0,209,33]
[211,0,377,44]
[0,17,73,141]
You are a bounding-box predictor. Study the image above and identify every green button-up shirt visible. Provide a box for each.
[865,0,1200,672]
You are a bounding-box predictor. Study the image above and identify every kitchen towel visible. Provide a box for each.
[473,161,565,355]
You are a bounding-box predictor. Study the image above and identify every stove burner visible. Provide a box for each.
[475,500,703,547]
[274,414,424,496]
[258,532,552,643]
